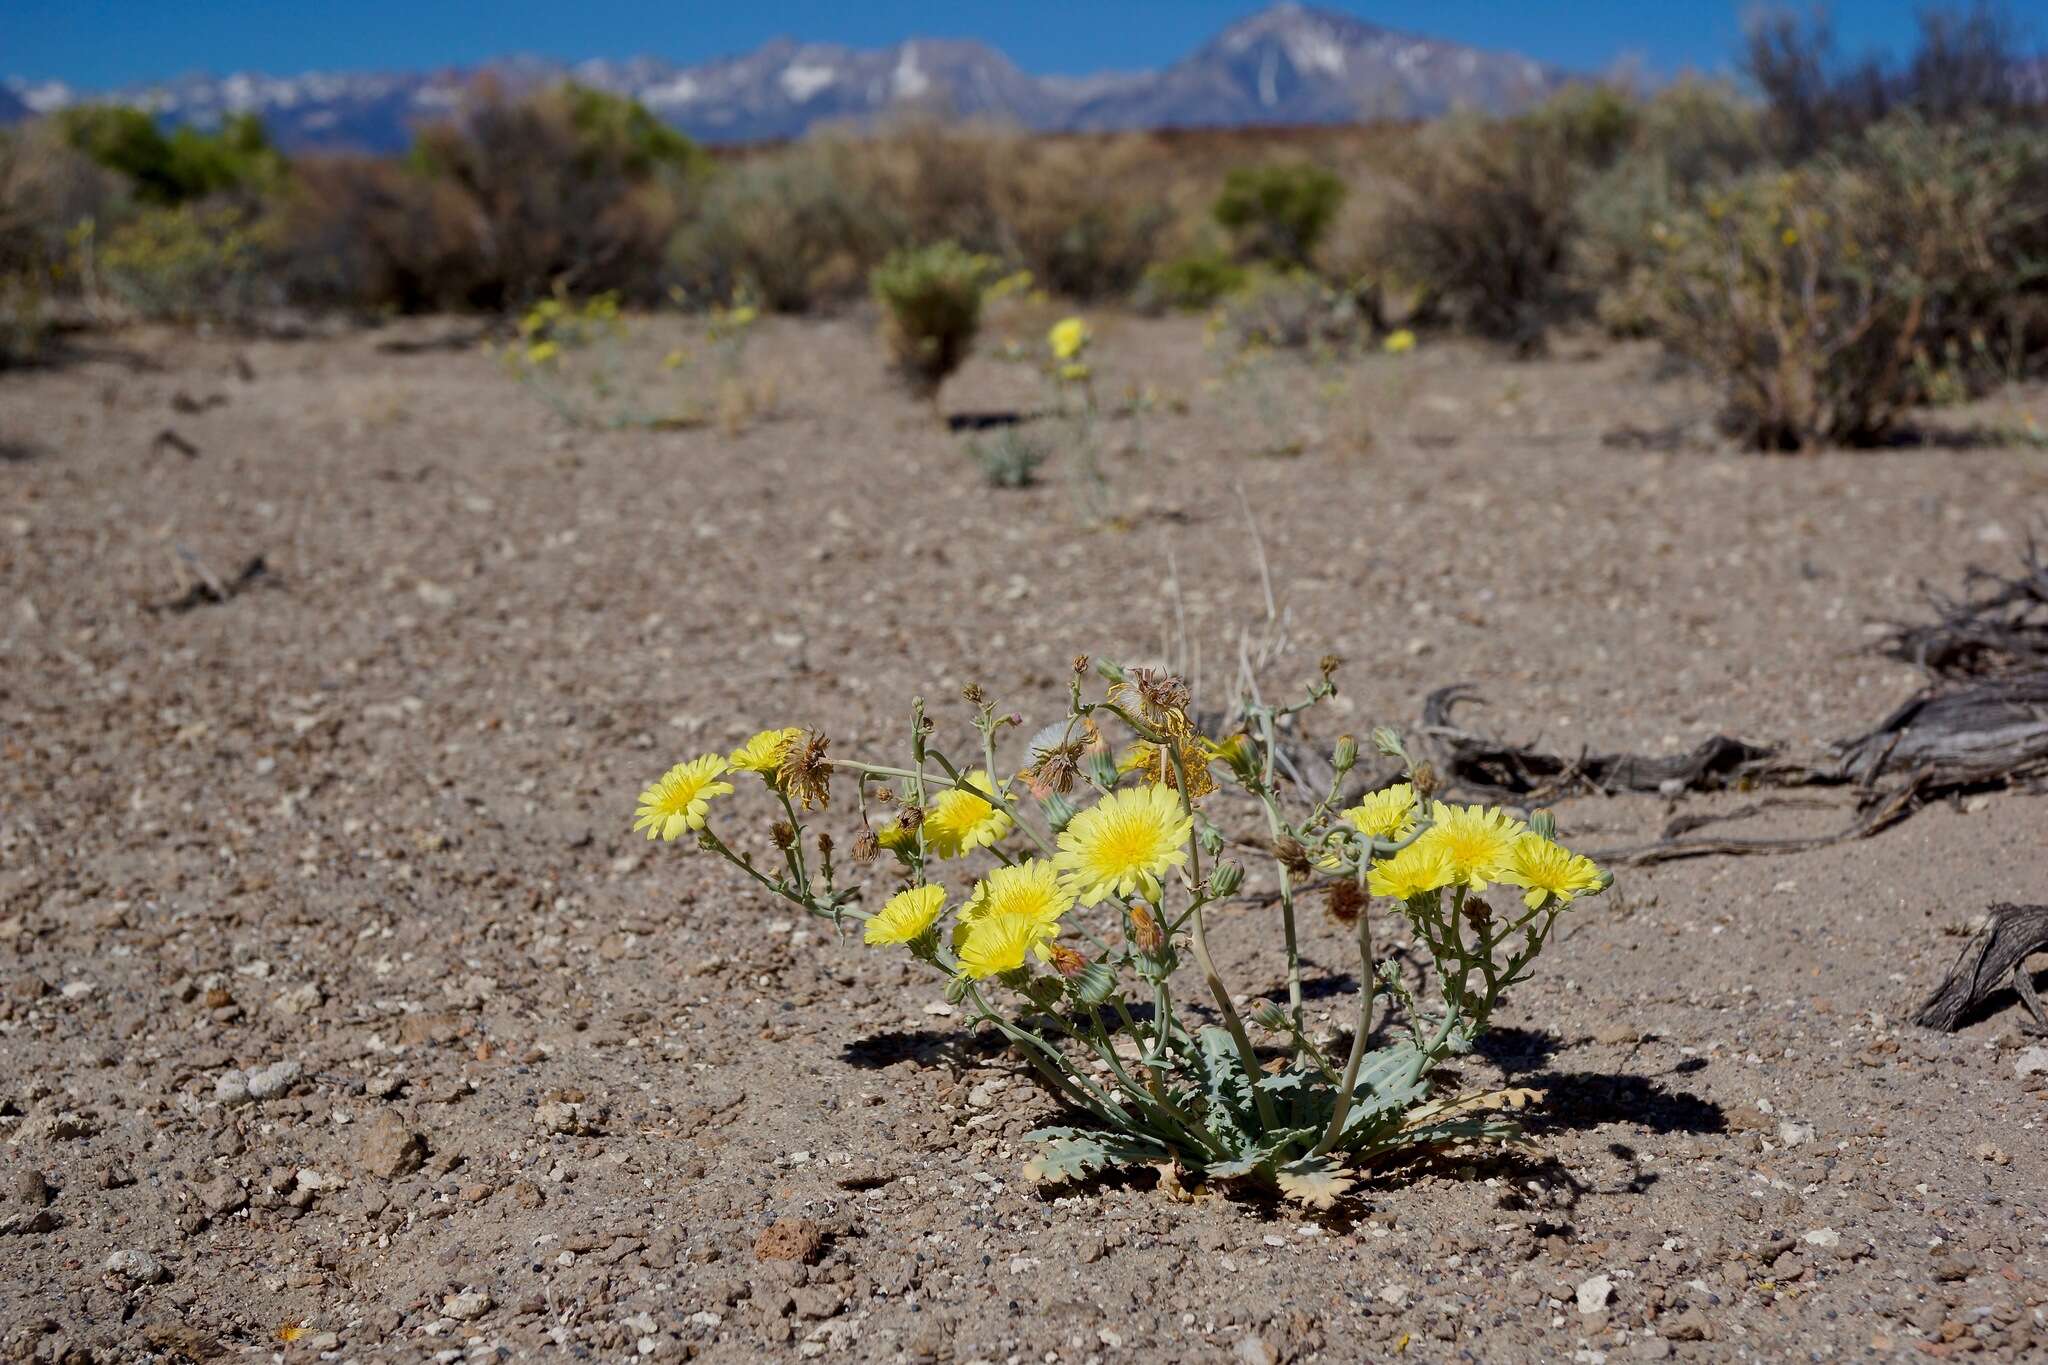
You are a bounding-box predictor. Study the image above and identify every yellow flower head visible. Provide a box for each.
[960,858,1074,929]
[923,770,1015,859]
[1342,783,1419,843]
[1382,329,1416,354]
[1366,840,1456,902]
[524,340,560,366]
[1054,784,1192,906]
[729,727,801,778]
[1414,801,1526,891]
[1048,316,1090,361]
[1499,834,1606,910]
[876,820,918,854]
[955,911,1058,980]
[864,884,948,946]
[632,756,734,841]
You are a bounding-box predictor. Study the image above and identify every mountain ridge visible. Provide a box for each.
[2,4,1574,152]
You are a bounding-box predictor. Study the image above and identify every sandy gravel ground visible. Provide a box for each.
[2,314,2045,1363]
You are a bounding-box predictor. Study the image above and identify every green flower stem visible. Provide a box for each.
[1166,742,1277,1133]
[1312,865,1376,1156]
[962,982,1134,1127]
[1256,787,1305,1037]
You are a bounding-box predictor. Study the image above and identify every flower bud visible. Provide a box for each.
[1332,733,1358,775]
[1530,808,1557,841]
[1371,726,1407,761]
[1197,822,1224,858]
[1208,861,1244,898]
[1250,999,1289,1031]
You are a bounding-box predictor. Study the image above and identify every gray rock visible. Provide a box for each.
[214,1071,251,1105]
[444,1287,492,1320]
[1577,1273,1614,1314]
[246,1059,302,1100]
[105,1249,169,1284]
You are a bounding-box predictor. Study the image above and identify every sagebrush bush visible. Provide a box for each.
[673,138,895,312]
[277,155,490,312]
[1212,161,1346,267]
[1137,251,1247,312]
[1216,268,1362,352]
[1373,87,1638,351]
[97,203,279,322]
[871,241,995,399]
[1,124,124,360]
[1633,116,2048,449]
[996,139,1172,301]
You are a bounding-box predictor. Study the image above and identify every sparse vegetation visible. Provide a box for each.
[870,241,996,400]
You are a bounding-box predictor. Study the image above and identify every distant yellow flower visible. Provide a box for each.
[1382,329,1416,354]
[1055,784,1191,905]
[729,727,801,778]
[632,756,734,841]
[1048,317,1090,361]
[1413,802,1526,891]
[661,348,687,370]
[1058,362,1091,382]
[1781,228,1799,246]
[924,770,1014,858]
[955,911,1058,979]
[864,884,948,946]
[1342,783,1418,842]
[524,340,560,366]
[1499,834,1605,910]
[1367,840,1456,901]
[960,858,1074,929]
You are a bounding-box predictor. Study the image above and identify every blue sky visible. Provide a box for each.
[5,2,1979,90]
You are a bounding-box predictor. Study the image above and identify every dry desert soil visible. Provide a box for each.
[2,312,2046,1363]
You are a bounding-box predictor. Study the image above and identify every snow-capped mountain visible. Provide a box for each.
[2,5,1572,152]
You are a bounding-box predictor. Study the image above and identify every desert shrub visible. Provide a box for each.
[1745,3,2033,160]
[995,139,1172,301]
[394,81,703,308]
[1,124,124,361]
[1634,116,2048,449]
[673,139,895,312]
[55,107,282,207]
[1216,268,1362,352]
[97,202,279,322]
[1212,161,1346,267]
[275,156,488,312]
[629,665,1612,1203]
[965,426,1051,488]
[1372,86,1642,351]
[1137,250,1248,312]
[870,241,995,399]
[1574,81,1770,334]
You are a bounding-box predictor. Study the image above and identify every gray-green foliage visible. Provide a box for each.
[965,426,1050,488]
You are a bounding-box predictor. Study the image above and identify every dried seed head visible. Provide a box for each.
[1071,654,1091,675]
[1410,760,1439,800]
[962,681,987,707]
[815,831,834,860]
[1047,943,1089,979]
[894,802,925,834]
[1464,896,1494,933]
[1271,836,1312,879]
[777,731,832,811]
[770,821,797,852]
[851,829,880,865]
[1023,739,1087,799]
[1324,878,1365,926]
[1128,903,1165,955]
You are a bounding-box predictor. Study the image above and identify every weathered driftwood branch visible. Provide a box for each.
[1912,904,2048,1033]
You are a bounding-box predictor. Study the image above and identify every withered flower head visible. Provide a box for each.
[1023,739,1087,799]
[962,681,987,707]
[1047,943,1089,979]
[894,801,926,834]
[1271,836,1313,879]
[1324,878,1365,926]
[776,731,832,811]
[770,820,797,852]
[1128,903,1165,955]
[1071,654,1091,675]
[1410,760,1439,801]
[851,828,880,865]
[1115,667,1194,739]
[815,831,834,860]
[1319,654,1343,681]
[1463,895,1494,933]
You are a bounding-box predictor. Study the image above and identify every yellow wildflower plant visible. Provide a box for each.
[1048,316,1090,362]
[633,658,1611,1206]
[631,756,734,841]
[923,769,1016,859]
[864,885,948,946]
[956,911,1059,979]
[1382,328,1417,354]
[1499,834,1607,910]
[1413,801,1525,891]
[1342,783,1419,842]
[729,727,802,779]
[1054,783,1192,905]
